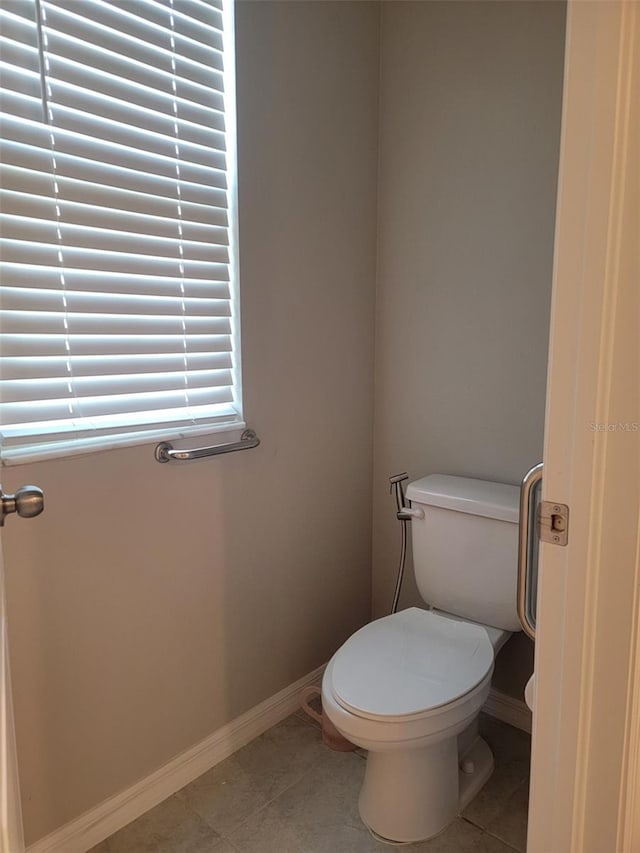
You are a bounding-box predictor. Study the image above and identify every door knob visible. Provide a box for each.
[0,484,44,526]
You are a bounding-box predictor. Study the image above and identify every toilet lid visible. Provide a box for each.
[329,608,494,720]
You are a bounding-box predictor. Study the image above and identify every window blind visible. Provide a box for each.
[0,0,242,464]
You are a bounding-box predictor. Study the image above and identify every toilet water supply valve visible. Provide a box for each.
[388,473,423,614]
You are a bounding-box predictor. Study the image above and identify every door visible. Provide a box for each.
[1,528,25,853]
[0,484,43,853]
[527,1,640,851]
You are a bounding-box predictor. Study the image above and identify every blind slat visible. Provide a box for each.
[3,334,232,357]
[1,351,233,381]
[3,385,235,423]
[2,368,234,404]
[0,264,231,299]
[0,287,232,316]
[2,312,232,337]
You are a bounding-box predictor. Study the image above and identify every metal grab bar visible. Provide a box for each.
[154,429,260,463]
[518,462,543,640]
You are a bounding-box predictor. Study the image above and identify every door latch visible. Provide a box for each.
[538,500,569,546]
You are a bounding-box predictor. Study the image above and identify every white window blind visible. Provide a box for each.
[0,0,242,464]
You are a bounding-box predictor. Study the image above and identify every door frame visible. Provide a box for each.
[527,2,639,851]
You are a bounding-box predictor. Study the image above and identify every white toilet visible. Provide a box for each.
[321,474,521,844]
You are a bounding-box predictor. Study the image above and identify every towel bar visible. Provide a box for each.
[154,429,260,463]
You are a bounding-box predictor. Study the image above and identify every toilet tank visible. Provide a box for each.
[405,475,521,632]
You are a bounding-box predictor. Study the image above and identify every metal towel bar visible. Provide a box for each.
[154,429,260,463]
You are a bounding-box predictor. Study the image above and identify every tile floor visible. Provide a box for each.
[90,709,530,853]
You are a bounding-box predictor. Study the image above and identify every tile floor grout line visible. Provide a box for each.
[461,812,527,853]
[174,717,330,843]
[484,828,525,853]
[228,749,370,845]
[219,836,243,853]
[219,747,352,841]
[461,815,486,832]
[173,792,233,849]
[467,818,525,853]
[293,709,321,730]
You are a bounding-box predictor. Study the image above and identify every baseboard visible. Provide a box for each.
[27,665,325,853]
[483,687,532,734]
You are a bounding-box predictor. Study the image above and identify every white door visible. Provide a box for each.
[0,525,25,853]
[527,1,640,851]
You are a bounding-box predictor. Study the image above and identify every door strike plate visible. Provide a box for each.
[538,500,569,546]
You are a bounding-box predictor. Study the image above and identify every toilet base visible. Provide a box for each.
[458,735,494,812]
[358,733,494,844]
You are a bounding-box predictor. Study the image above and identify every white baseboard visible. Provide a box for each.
[483,687,532,734]
[27,665,325,853]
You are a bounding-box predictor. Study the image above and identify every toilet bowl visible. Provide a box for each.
[322,607,508,843]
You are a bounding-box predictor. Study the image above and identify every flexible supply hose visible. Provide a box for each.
[389,473,409,614]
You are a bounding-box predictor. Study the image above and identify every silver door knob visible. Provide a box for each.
[0,484,44,526]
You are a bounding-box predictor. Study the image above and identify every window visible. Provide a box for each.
[0,0,242,464]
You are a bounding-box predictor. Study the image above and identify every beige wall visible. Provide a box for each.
[2,3,380,844]
[372,1,566,697]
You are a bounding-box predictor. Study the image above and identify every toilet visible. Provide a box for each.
[321,474,521,844]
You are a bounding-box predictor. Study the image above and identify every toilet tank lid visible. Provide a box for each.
[406,475,519,523]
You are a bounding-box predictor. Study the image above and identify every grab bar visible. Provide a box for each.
[154,429,260,463]
[518,462,543,640]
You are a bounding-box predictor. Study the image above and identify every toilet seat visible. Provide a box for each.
[328,608,494,722]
